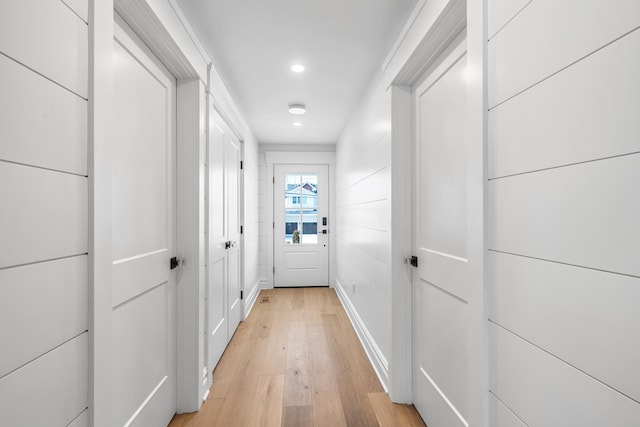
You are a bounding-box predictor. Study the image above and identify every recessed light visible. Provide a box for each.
[293,122,302,127]
[291,64,305,73]
[288,104,306,115]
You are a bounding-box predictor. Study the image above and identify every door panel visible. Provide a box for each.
[226,136,242,335]
[274,164,329,287]
[412,43,469,427]
[206,110,242,382]
[112,16,176,426]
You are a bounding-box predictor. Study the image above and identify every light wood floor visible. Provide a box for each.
[169,287,425,427]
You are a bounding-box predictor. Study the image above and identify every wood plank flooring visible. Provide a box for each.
[169,288,425,427]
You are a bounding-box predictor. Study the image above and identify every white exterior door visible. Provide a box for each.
[412,41,470,427]
[273,164,329,287]
[112,16,177,426]
[206,111,242,381]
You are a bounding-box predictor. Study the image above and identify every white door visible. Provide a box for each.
[206,111,242,380]
[273,164,329,287]
[112,15,177,426]
[412,41,470,427]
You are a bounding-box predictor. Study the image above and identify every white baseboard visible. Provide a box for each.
[243,278,263,318]
[334,278,389,391]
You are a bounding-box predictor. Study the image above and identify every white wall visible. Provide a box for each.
[0,1,89,425]
[487,1,640,424]
[334,76,393,387]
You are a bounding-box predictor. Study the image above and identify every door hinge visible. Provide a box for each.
[273,266,275,274]
[240,161,243,170]
[273,177,275,184]
[240,225,244,234]
[240,290,244,300]
[273,221,275,229]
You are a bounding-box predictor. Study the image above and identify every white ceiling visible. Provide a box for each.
[174,0,417,144]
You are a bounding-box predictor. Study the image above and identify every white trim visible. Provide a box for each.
[383,0,466,88]
[334,279,389,391]
[167,0,212,65]
[88,2,114,426]
[466,1,490,426]
[243,277,263,318]
[175,79,207,413]
[389,85,413,403]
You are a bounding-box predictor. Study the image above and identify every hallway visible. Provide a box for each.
[169,288,424,427]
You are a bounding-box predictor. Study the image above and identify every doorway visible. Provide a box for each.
[411,38,470,426]
[206,110,243,381]
[111,14,177,426]
[273,164,329,287]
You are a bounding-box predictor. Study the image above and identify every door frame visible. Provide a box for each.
[264,151,336,289]
[384,1,488,426]
[89,1,212,424]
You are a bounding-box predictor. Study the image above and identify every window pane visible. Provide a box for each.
[283,172,318,244]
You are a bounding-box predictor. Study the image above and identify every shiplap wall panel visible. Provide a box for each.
[0,163,87,269]
[487,0,530,40]
[0,334,88,426]
[0,54,87,176]
[489,28,640,178]
[336,88,392,364]
[0,0,88,98]
[489,394,527,427]
[488,0,640,107]
[490,324,640,425]
[489,154,640,278]
[490,251,640,402]
[62,0,88,23]
[0,256,87,378]
[338,199,389,232]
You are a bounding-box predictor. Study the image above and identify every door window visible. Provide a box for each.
[284,173,318,244]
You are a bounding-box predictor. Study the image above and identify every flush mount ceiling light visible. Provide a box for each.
[288,104,306,115]
[293,122,302,127]
[291,64,305,73]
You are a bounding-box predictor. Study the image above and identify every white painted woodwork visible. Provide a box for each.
[62,0,88,23]
[335,84,392,386]
[489,154,640,278]
[115,0,208,83]
[0,54,87,175]
[67,409,89,427]
[0,256,87,378]
[488,0,640,107]
[489,28,640,178]
[489,251,640,402]
[274,164,329,286]
[414,282,468,419]
[88,2,116,425]
[412,41,469,426]
[0,0,88,98]
[206,114,228,376]
[205,109,243,384]
[0,162,87,269]
[487,0,530,40]
[490,324,640,425]
[112,283,176,426]
[0,333,88,426]
[226,134,242,334]
[112,16,177,426]
[489,394,526,427]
